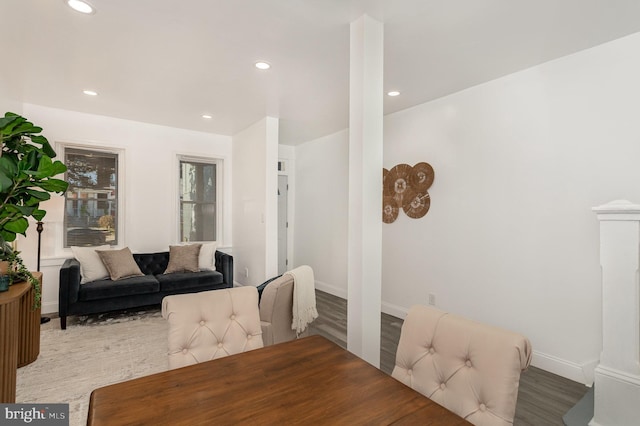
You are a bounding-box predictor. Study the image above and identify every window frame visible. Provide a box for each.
[60,143,125,250]
[176,154,223,244]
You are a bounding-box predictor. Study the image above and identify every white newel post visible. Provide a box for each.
[591,200,640,426]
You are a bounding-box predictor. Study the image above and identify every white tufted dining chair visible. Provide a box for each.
[161,286,264,369]
[392,305,532,426]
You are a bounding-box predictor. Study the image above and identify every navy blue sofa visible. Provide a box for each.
[58,250,233,329]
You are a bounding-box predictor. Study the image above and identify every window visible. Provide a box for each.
[64,147,118,247]
[179,158,219,242]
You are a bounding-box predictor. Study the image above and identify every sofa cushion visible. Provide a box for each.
[156,270,224,292]
[165,244,201,274]
[71,245,111,284]
[198,242,217,271]
[78,275,160,301]
[97,247,145,280]
[134,252,169,275]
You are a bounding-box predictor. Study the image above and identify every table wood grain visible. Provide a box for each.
[88,335,470,425]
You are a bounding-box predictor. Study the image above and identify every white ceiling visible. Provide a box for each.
[4,0,640,145]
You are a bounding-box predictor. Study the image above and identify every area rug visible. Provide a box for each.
[16,309,169,426]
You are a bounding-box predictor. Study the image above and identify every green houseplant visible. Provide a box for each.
[0,112,69,304]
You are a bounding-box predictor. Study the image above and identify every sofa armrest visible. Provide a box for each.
[259,275,298,345]
[59,258,81,312]
[215,250,233,287]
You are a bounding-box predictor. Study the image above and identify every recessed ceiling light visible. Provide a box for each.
[202,114,212,119]
[83,90,98,96]
[387,91,400,97]
[255,61,271,70]
[67,0,95,14]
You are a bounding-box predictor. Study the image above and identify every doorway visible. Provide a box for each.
[278,175,288,274]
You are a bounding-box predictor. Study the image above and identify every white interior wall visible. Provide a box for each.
[232,117,279,286]
[294,32,640,384]
[0,15,24,116]
[0,74,23,115]
[294,129,349,298]
[0,97,22,116]
[16,104,232,314]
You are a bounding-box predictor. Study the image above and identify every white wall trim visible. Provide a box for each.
[173,153,228,246]
[41,256,70,267]
[382,301,409,320]
[320,284,595,386]
[41,301,59,315]
[57,142,127,252]
[532,351,597,386]
[315,279,347,300]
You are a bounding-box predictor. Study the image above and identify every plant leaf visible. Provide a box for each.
[32,209,46,221]
[38,178,69,193]
[31,135,57,156]
[11,122,42,136]
[0,172,12,193]
[51,160,67,174]
[0,155,18,175]
[4,217,28,234]
[0,114,20,132]
[3,204,34,216]
[0,116,26,135]
[0,230,16,242]
[25,189,51,201]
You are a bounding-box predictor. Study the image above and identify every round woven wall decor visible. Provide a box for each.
[409,162,434,192]
[382,195,399,223]
[384,163,412,206]
[402,187,431,219]
[382,168,393,197]
[382,161,434,223]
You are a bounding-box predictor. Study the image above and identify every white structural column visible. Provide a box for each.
[591,200,640,426]
[347,15,383,367]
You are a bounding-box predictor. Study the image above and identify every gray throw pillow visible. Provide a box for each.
[97,247,144,280]
[165,244,202,274]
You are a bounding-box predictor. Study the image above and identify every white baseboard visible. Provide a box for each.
[41,301,58,315]
[315,283,594,386]
[530,351,595,386]
[314,280,347,299]
[381,301,409,320]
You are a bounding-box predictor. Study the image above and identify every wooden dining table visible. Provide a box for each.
[87,335,470,425]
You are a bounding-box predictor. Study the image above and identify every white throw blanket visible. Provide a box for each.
[284,265,318,334]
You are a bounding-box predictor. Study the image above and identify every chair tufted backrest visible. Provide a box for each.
[161,286,264,369]
[392,305,532,426]
[259,274,299,345]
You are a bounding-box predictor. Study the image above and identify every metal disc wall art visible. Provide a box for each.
[382,162,434,223]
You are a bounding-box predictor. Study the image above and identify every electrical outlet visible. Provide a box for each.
[244,267,249,278]
[428,293,436,306]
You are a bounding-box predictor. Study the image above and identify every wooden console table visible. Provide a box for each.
[0,272,41,403]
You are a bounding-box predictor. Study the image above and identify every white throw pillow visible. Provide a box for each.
[71,245,111,284]
[198,242,217,271]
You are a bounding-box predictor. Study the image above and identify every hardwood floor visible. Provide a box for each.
[308,290,589,426]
